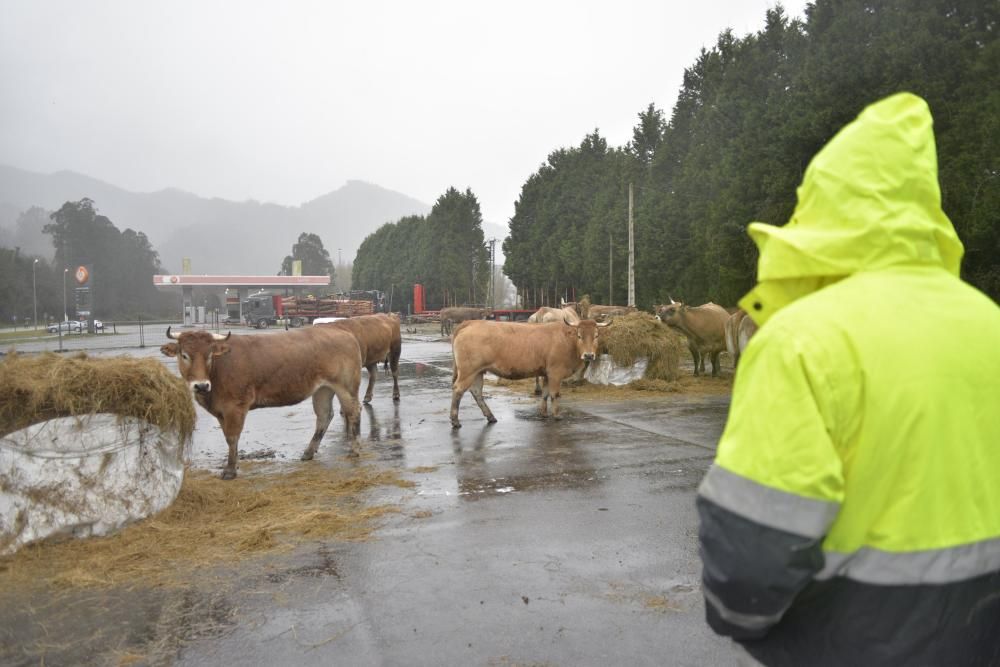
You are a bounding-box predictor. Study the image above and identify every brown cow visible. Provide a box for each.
[449,319,608,428]
[440,306,489,336]
[161,326,362,480]
[317,313,401,403]
[724,309,759,368]
[655,300,729,377]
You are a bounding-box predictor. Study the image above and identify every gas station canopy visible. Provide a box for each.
[153,275,330,289]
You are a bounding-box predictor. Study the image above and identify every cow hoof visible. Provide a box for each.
[451,421,462,429]
[487,416,498,424]
[363,398,372,405]
[300,451,315,461]
[393,395,400,402]
[533,389,542,396]
[220,468,237,480]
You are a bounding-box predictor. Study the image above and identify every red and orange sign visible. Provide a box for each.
[74,266,90,285]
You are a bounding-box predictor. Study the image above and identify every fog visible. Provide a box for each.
[0,0,809,226]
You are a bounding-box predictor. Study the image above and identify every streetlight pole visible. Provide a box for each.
[32,258,39,330]
[63,267,69,322]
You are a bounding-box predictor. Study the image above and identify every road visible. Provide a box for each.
[2,335,747,666]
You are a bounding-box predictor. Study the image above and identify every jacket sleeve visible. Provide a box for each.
[696,322,849,640]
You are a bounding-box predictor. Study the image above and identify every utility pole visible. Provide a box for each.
[63,268,68,322]
[609,233,613,306]
[628,182,635,307]
[32,258,38,329]
[487,238,497,309]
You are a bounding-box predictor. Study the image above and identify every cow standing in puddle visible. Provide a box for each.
[161,326,362,479]
[449,319,607,428]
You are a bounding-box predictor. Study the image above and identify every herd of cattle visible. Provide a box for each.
[161,300,756,479]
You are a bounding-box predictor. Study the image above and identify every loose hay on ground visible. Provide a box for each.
[0,463,414,589]
[0,352,196,438]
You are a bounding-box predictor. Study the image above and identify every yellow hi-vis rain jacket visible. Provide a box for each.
[696,92,1000,666]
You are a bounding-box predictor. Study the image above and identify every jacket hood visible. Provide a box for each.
[740,92,964,324]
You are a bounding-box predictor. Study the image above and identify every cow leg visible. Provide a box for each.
[547,376,564,420]
[450,370,480,429]
[219,409,247,480]
[539,382,550,417]
[362,363,377,404]
[334,383,361,438]
[534,375,543,396]
[469,373,497,424]
[711,351,721,378]
[690,343,702,376]
[567,361,588,385]
[301,387,336,461]
[389,341,401,402]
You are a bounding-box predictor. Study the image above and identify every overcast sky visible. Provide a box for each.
[0,1,809,226]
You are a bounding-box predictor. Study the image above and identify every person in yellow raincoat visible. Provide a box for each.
[696,92,1000,666]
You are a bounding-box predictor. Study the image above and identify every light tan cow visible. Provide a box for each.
[449,319,608,427]
[655,300,729,377]
[317,313,402,403]
[161,326,362,479]
[527,305,581,324]
[527,305,585,394]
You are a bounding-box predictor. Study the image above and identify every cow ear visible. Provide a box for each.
[160,342,179,357]
[211,343,231,357]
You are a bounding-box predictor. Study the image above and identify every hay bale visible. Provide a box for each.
[0,353,196,555]
[0,352,196,438]
[596,312,683,382]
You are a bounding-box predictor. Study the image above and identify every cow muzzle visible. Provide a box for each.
[582,353,596,361]
[191,380,211,394]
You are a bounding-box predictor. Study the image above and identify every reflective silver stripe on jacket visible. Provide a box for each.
[702,586,788,631]
[697,464,840,539]
[818,536,1000,585]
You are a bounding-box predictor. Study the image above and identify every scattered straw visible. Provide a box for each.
[0,352,196,439]
[0,463,413,590]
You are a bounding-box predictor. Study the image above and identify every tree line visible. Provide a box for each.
[352,187,490,313]
[0,198,349,325]
[0,199,176,325]
[504,0,999,309]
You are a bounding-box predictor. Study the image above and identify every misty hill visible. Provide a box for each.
[0,165,434,274]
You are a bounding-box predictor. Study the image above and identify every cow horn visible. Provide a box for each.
[564,317,579,327]
[211,331,231,341]
[597,321,612,327]
[166,326,181,340]
[669,295,677,304]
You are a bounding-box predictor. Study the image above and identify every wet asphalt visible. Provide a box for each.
[2,334,747,666]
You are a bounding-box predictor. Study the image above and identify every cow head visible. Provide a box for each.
[655,301,685,326]
[160,327,231,394]
[567,319,610,361]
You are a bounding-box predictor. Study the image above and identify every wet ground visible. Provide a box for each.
[1,333,746,666]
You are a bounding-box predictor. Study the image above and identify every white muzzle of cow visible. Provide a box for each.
[191,380,211,394]
[582,353,596,361]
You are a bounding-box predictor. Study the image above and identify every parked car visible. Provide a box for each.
[47,320,83,334]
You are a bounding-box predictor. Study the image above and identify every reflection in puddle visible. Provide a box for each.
[453,419,602,500]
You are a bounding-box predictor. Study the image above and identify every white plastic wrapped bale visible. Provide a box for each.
[0,413,189,555]
[584,353,649,385]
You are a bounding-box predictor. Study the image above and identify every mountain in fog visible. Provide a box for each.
[0,165,434,274]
